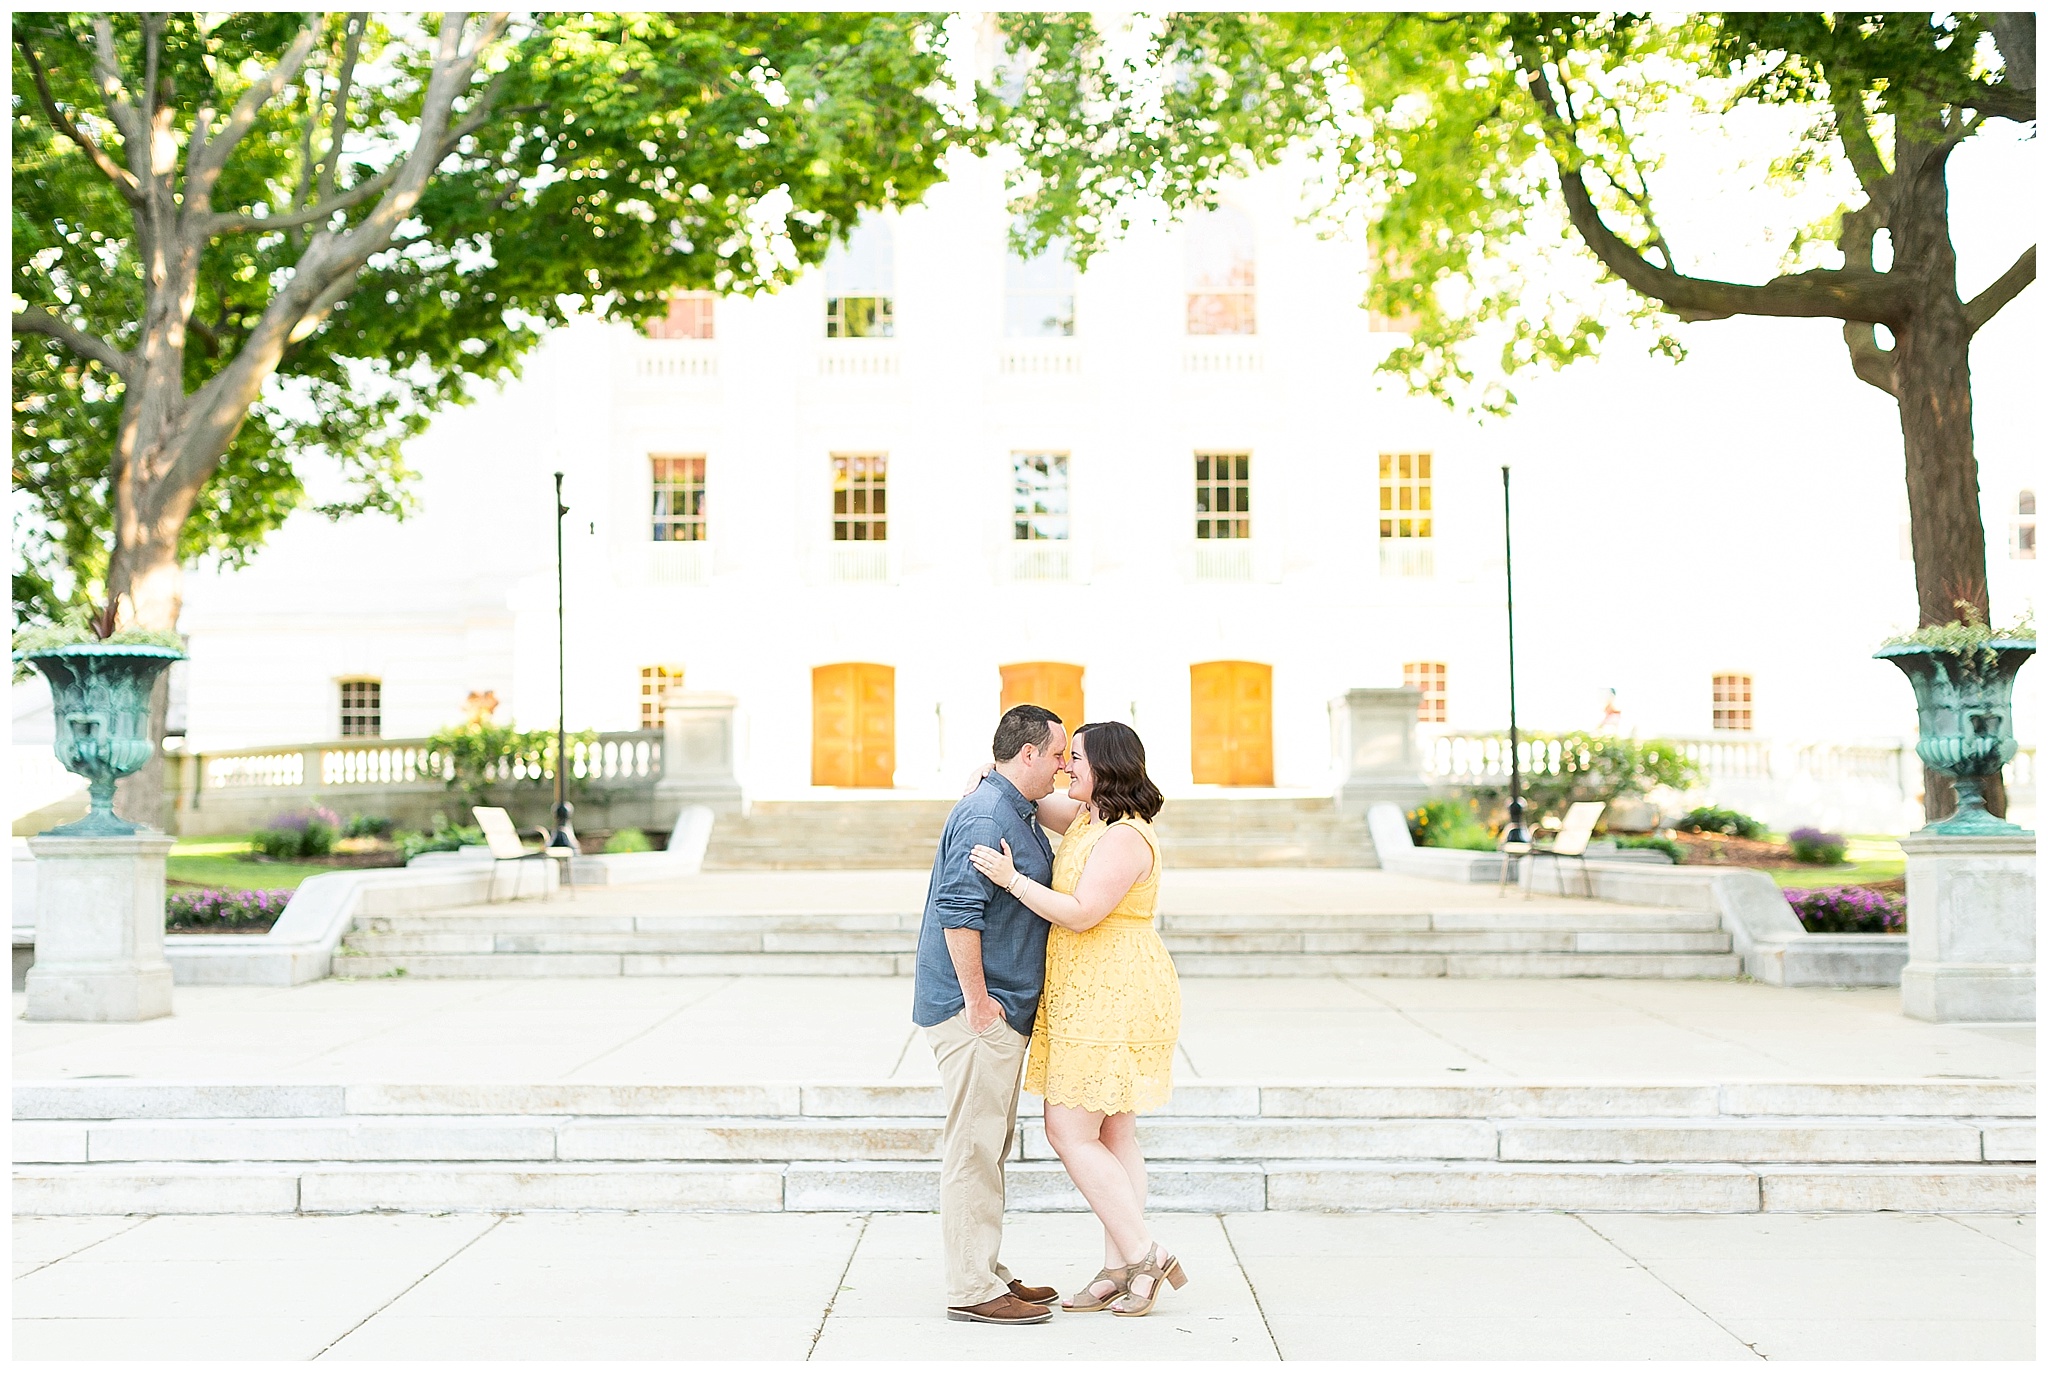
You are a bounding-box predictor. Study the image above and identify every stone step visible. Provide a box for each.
[326,947,1745,978]
[19,1079,2032,1123]
[19,1112,2017,1168]
[339,928,1732,958]
[358,908,1727,935]
[13,1158,2031,1216]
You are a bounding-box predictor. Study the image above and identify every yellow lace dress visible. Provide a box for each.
[1025,813,1182,1115]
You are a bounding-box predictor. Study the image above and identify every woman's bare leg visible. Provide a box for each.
[1098,1111,1148,1265]
[1045,1102,1150,1292]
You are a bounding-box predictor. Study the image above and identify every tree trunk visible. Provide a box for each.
[1888,133,2005,822]
[105,492,187,833]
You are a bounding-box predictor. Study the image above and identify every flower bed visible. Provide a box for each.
[165,887,295,934]
[1785,885,1906,934]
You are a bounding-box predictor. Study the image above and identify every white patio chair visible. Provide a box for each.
[472,806,576,902]
[1522,800,1606,898]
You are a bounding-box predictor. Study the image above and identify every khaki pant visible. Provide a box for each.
[925,1009,1030,1307]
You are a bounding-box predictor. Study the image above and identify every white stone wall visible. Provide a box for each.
[172,150,2040,799]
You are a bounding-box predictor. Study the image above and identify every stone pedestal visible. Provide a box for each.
[656,689,743,815]
[1899,831,2035,1023]
[26,833,175,1022]
[1331,688,1431,816]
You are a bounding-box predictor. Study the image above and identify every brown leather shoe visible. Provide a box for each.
[947,1293,1053,1325]
[1008,1279,1059,1305]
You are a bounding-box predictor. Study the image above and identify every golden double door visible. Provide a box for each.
[1190,661,1274,785]
[999,662,1085,734]
[812,663,895,788]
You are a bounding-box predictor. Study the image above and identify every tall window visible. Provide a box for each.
[1379,452,1433,540]
[1195,452,1251,540]
[833,454,888,540]
[339,679,381,738]
[651,456,707,542]
[1006,239,1076,337]
[640,665,684,730]
[1014,452,1070,540]
[1403,662,1448,723]
[825,220,895,338]
[645,292,714,340]
[2014,490,2037,559]
[1712,673,1754,732]
[1185,208,1256,335]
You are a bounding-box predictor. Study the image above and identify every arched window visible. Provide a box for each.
[2014,490,2036,559]
[1403,662,1448,723]
[1184,208,1255,335]
[825,219,895,337]
[1005,237,1076,337]
[1712,673,1754,732]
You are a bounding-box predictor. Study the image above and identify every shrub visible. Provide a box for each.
[1675,806,1767,840]
[166,887,294,928]
[252,806,340,859]
[1786,886,1905,934]
[1407,798,1495,851]
[1787,827,1847,865]
[396,825,485,863]
[604,828,653,854]
[343,814,395,840]
[1617,835,1683,863]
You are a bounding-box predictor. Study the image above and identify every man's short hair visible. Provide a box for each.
[992,704,1063,762]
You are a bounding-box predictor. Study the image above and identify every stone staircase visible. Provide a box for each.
[14,1079,2031,1216]
[333,895,1739,979]
[702,798,1378,871]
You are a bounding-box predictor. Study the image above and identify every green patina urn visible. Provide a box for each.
[16,643,185,836]
[1874,637,2033,835]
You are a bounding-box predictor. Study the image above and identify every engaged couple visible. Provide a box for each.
[911,704,1187,1326]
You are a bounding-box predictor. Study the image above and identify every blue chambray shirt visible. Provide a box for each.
[911,771,1056,1036]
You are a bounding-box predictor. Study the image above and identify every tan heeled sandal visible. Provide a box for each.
[1062,1263,1131,1312]
[1110,1243,1188,1317]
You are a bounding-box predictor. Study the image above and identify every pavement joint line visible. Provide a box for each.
[1571,1212,1766,1361]
[886,1025,919,1080]
[11,1214,154,1280]
[1335,975,1509,1074]
[309,1212,503,1361]
[1937,1211,2034,1257]
[553,978,735,1079]
[807,1210,871,1359]
[1217,1212,1283,1360]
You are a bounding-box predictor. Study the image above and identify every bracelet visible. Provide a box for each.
[1007,874,1027,895]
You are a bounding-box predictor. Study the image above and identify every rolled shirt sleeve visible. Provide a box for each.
[930,816,1002,930]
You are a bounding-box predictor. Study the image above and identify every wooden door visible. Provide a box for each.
[999,662,1085,734]
[1190,661,1274,785]
[813,663,895,787]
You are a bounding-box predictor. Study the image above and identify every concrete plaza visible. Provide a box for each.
[13,1208,2034,1360]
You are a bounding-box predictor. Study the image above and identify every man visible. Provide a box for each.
[912,703,1068,1325]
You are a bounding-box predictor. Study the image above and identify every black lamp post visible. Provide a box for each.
[1501,464,1530,847]
[549,470,577,854]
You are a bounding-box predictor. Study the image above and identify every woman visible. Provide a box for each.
[967,720,1186,1318]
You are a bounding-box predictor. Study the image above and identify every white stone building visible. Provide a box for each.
[158,151,2037,817]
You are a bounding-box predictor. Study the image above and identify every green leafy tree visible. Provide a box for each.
[987,10,2034,817]
[13,11,966,632]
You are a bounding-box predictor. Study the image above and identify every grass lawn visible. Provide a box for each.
[167,835,330,891]
[1767,859,1906,890]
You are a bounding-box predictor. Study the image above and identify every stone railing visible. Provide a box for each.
[173,722,699,837]
[1421,730,2037,834]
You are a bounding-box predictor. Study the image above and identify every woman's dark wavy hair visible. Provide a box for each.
[1074,721,1164,823]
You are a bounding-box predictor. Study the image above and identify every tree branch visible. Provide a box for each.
[12,308,132,377]
[318,14,367,206]
[1836,204,1897,396]
[1524,63,1914,325]
[1965,244,2037,333]
[208,165,400,234]
[88,18,142,143]
[1830,83,1891,210]
[15,37,144,200]
[186,21,321,202]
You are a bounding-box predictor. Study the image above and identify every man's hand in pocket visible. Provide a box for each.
[967,995,1005,1034]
